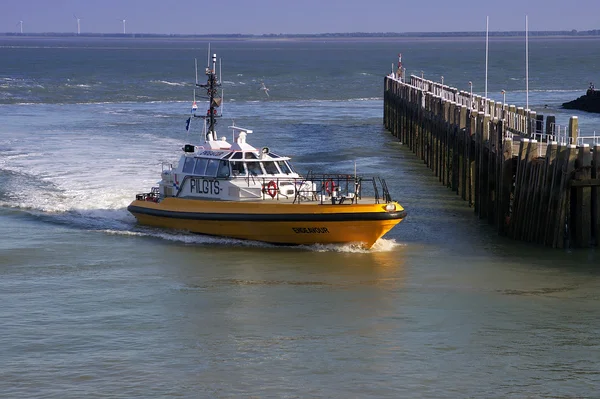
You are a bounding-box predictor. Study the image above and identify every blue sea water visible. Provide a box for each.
[1,36,599,398]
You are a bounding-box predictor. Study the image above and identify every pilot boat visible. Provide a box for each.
[127,53,406,248]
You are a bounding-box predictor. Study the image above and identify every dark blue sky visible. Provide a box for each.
[2,0,598,34]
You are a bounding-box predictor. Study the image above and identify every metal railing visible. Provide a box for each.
[143,172,395,205]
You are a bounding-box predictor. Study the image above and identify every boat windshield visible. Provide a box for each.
[194,158,208,175]
[183,157,195,173]
[277,161,292,174]
[246,161,262,176]
[216,160,230,178]
[205,159,220,176]
[263,161,279,174]
[231,160,245,176]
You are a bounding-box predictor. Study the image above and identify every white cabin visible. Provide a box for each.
[158,126,317,202]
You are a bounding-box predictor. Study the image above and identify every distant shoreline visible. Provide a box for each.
[1,30,599,41]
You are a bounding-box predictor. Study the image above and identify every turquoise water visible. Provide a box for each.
[1,37,599,398]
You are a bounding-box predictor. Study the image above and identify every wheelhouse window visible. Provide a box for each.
[244,152,258,159]
[183,157,195,173]
[231,161,246,176]
[246,161,262,176]
[231,152,243,159]
[284,161,295,174]
[193,158,208,175]
[205,159,220,176]
[277,161,292,175]
[263,161,279,175]
[216,160,230,178]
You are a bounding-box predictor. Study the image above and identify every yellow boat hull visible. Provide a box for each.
[127,198,406,248]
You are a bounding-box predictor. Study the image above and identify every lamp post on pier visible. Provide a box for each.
[501,89,506,105]
[421,70,424,79]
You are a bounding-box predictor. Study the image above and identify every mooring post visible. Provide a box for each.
[469,110,477,207]
[487,99,496,119]
[500,133,513,235]
[593,145,600,246]
[510,138,528,237]
[536,140,557,244]
[546,115,556,139]
[459,105,468,200]
[480,113,491,219]
[569,116,579,145]
[448,101,457,189]
[555,145,578,248]
[508,105,516,131]
[522,139,538,241]
[574,144,592,247]
[516,107,525,135]
[441,99,451,185]
[536,114,544,139]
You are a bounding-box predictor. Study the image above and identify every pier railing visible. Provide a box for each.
[384,74,599,248]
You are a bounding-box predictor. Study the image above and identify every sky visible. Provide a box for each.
[1,0,598,35]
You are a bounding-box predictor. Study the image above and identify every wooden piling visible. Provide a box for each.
[572,144,592,247]
[593,145,600,246]
[383,75,595,249]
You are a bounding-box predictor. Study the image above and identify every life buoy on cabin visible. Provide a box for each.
[324,179,336,195]
[266,180,278,198]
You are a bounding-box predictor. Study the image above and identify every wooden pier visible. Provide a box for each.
[384,75,600,248]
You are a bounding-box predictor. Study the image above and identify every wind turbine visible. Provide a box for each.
[118,18,126,34]
[74,14,81,35]
[16,20,23,34]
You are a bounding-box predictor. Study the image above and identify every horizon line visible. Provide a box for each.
[1,29,599,37]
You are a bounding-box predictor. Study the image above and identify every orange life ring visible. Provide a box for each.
[266,180,278,198]
[324,179,336,194]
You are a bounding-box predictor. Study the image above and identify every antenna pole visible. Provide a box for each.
[197,47,221,142]
[526,15,529,110]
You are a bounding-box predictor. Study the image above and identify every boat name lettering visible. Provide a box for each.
[200,150,225,157]
[292,227,330,234]
[190,178,221,195]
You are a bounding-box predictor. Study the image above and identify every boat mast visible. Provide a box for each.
[197,52,221,141]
